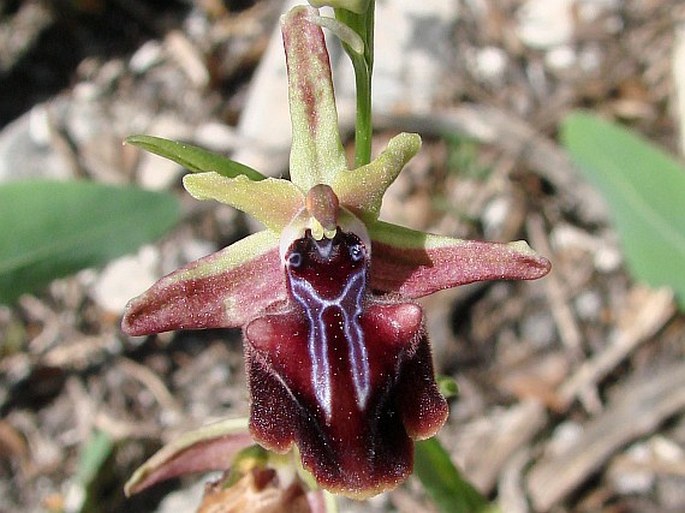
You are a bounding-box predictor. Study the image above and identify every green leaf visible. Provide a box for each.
[0,180,180,304]
[437,375,459,399]
[74,430,115,513]
[77,430,114,485]
[414,438,497,513]
[126,135,266,181]
[562,112,685,309]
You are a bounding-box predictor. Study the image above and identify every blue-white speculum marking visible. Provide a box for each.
[285,228,371,422]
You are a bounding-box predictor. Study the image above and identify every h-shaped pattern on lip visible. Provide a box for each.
[288,250,370,421]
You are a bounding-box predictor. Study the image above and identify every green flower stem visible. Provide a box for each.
[414,438,497,513]
[335,0,374,167]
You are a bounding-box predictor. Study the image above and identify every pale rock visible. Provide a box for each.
[521,310,557,348]
[578,44,603,74]
[155,479,208,513]
[550,223,597,253]
[482,196,510,239]
[545,45,577,73]
[164,30,210,89]
[545,421,583,456]
[138,152,184,190]
[370,0,460,114]
[181,238,217,265]
[233,0,461,175]
[609,442,655,495]
[574,290,603,322]
[231,0,298,176]
[194,121,242,153]
[593,243,622,273]
[0,104,72,181]
[91,246,160,314]
[652,436,684,462]
[136,114,193,189]
[29,103,52,145]
[473,46,508,85]
[129,40,164,74]
[517,0,574,49]
[576,0,621,25]
[673,23,685,155]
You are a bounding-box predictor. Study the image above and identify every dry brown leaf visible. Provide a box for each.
[196,468,312,513]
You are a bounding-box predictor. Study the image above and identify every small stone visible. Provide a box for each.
[28,103,52,145]
[138,151,184,190]
[135,115,192,190]
[578,45,603,74]
[576,0,621,25]
[482,196,511,239]
[155,480,207,513]
[181,239,217,266]
[473,46,508,84]
[594,243,622,273]
[545,421,582,457]
[164,30,210,89]
[520,310,556,349]
[91,246,160,314]
[516,0,574,50]
[609,442,654,495]
[129,40,164,74]
[0,105,72,181]
[194,122,241,152]
[574,290,603,322]
[545,45,577,73]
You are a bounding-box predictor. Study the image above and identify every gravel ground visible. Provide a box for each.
[1,1,684,512]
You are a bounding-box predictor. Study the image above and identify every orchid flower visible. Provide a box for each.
[121,5,550,500]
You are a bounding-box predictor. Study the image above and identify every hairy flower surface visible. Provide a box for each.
[122,5,550,499]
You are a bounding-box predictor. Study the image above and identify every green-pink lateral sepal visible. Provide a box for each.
[334,132,421,222]
[283,6,347,191]
[183,173,305,233]
[125,418,252,496]
[121,230,285,335]
[368,221,552,298]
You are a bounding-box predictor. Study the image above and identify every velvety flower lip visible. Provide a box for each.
[121,4,550,500]
[245,228,447,499]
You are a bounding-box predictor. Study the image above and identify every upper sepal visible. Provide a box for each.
[282,6,347,191]
[121,230,285,335]
[368,221,551,298]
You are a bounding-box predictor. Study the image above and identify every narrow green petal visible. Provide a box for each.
[121,230,284,335]
[126,135,265,181]
[283,6,348,190]
[334,132,420,222]
[368,221,551,298]
[183,172,305,232]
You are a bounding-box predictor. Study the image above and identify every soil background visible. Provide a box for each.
[1,1,684,512]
